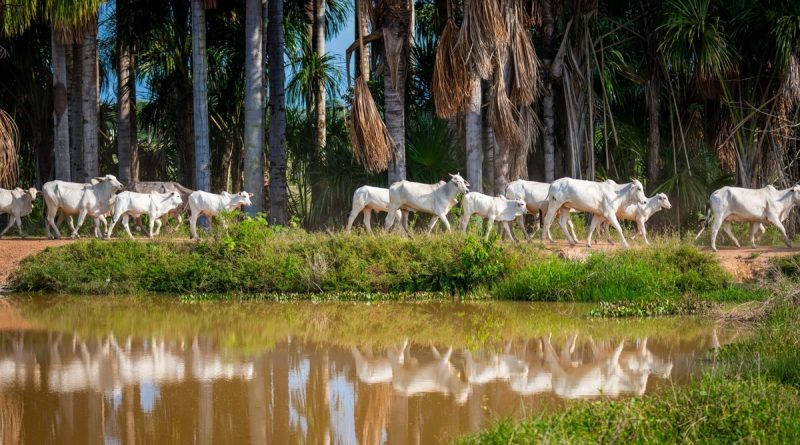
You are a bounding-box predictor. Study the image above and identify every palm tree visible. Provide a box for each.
[191,0,212,192]
[80,13,99,181]
[313,0,326,152]
[268,0,288,225]
[52,28,71,180]
[244,0,264,214]
[540,0,556,182]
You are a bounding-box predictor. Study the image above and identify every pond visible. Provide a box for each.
[0,296,739,444]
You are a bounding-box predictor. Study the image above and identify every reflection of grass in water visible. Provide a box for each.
[12,296,728,354]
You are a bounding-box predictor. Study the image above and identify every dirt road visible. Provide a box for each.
[0,237,796,287]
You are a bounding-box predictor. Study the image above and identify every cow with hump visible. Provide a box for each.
[42,174,124,240]
[188,190,253,239]
[541,178,647,248]
[385,173,469,234]
[0,187,38,238]
[696,184,800,251]
[345,185,406,233]
[459,192,527,241]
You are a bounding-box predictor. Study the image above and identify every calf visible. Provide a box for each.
[0,187,38,238]
[385,174,470,234]
[345,185,406,233]
[106,191,184,239]
[695,185,800,251]
[126,181,194,232]
[188,191,253,239]
[596,193,672,245]
[459,192,527,240]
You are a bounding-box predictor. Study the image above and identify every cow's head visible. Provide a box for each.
[92,174,124,191]
[629,179,647,205]
[792,185,800,203]
[448,173,470,194]
[167,191,183,208]
[235,191,254,208]
[26,188,38,201]
[655,193,672,210]
[509,198,528,217]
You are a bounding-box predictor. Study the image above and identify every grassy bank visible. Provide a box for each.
[11,221,743,301]
[459,282,800,444]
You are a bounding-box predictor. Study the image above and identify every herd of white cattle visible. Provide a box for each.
[1,172,798,251]
[347,174,800,251]
[0,175,253,240]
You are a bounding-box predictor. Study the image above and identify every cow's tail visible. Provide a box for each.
[538,209,543,228]
[694,202,712,241]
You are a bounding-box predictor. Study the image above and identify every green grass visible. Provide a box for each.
[12,220,740,301]
[459,284,800,444]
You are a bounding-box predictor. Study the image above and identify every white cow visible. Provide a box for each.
[505,179,578,241]
[345,186,406,233]
[596,193,672,245]
[695,185,800,251]
[389,343,471,404]
[188,191,253,239]
[106,191,184,239]
[0,187,38,238]
[542,178,647,248]
[126,181,194,232]
[459,192,527,240]
[385,174,470,234]
[42,175,124,239]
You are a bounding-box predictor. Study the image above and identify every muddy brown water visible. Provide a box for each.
[0,296,741,444]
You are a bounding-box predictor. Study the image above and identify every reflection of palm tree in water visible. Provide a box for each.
[355,376,392,445]
[0,393,22,445]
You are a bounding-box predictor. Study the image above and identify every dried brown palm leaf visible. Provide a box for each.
[713,119,736,174]
[488,62,522,149]
[781,53,800,108]
[0,109,19,189]
[433,20,471,118]
[457,0,508,80]
[507,0,541,107]
[509,105,541,180]
[349,76,393,173]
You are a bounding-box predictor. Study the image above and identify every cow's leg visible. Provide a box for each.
[503,221,517,242]
[46,207,61,240]
[14,215,25,238]
[721,222,741,248]
[484,217,495,241]
[602,211,629,248]
[766,212,792,248]
[345,203,363,232]
[540,202,562,244]
[71,210,89,239]
[384,205,401,233]
[557,210,576,245]
[0,214,15,238]
[638,218,650,245]
[515,215,529,240]
[122,215,135,239]
[567,217,579,244]
[155,218,164,237]
[148,215,156,239]
[189,212,200,239]
[106,213,121,239]
[362,209,373,233]
[748,223,761,249]
[426,215,439,233]
[709,216,724,252]
[437,212,452,232]
[460,211,471,233]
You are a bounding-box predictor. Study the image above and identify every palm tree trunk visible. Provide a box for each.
[69,43,83,181]
[268,0,289,225]
[244,0,265,213]
[647,64,660,187]
[314,0,326,151]
[465,76,482,193]
[130,48,139,181]
[191,0,211,192]
[383,9,409,184]
[117,43,133,184]
[51,29,71,181]
[541,0,555,182]
[81,20,99,181]
[356,0,370,80]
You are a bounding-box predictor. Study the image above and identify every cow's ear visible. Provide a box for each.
[91,177,103,185]
[448,173,455,178]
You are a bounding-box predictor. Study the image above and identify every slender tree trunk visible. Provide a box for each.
[244,0,265,213]
[233,138,244,192]
[191,0,211,192]
[383,17,408,184]
[356,0,370,80]
[117,43,133,184]
[647,64,660,188]
[465,76,482,193]
[314,0,326,151]
[493,134,508,195]
[81,20,99,181]
[51,30,71,181]
[69,43,83,181]
[541,0,555,182]
[130,48,139,181]
[268,0,289,225]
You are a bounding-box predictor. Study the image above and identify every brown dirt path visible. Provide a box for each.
[0,238,72,288]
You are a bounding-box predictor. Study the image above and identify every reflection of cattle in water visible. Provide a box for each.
[462,345,528,385]
[509,339,553,395]
[350,342,402,384]
[389,342,471,404]
[542,334,673,399]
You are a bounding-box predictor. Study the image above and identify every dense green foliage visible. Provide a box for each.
[494,244,731,301]
[460,299,800,444]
